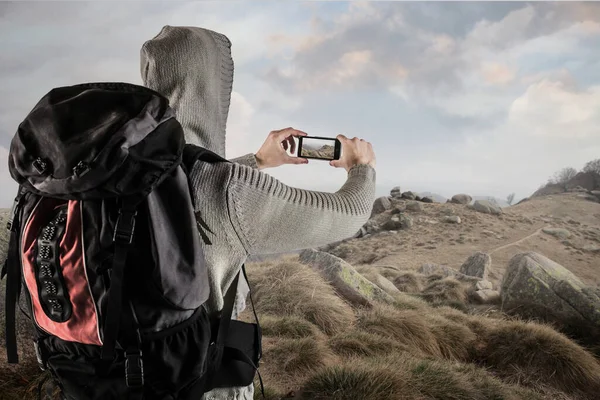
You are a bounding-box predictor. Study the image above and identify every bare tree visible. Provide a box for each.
[507,193,515,205]
[549,167,578,185]
[583,159,600,175]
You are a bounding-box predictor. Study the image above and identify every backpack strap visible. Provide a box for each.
[182,144,229,171]
[100,195,144,363]
[4,187,26,363]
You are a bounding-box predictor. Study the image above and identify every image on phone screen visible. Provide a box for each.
[299,137,340,160]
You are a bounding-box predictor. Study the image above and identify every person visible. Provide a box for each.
[140,25,376,400]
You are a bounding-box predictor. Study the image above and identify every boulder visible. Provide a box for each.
[371,196,392,217]
[450,194,472,205]
[421,197,434,203]
[476,280,493,291]
[362,272,401,296]
[474,289,500,304]
[401,191,417,200]
[383,215,413,231]
[390,186,402,198]
[415,196,422,201]
[501,252,600,328]
[299,249,395,306]
[592,190,600,200]
[472,200,502,215]
[442,215,461,224]
[460,252,492,280]
[406,201,423,212]
[542,227,571,240]
[565,171,600,192]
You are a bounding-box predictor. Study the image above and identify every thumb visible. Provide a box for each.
[330,159,343,168]
[288,156,309,165]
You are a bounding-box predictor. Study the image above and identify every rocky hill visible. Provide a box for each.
[1,188,599,399]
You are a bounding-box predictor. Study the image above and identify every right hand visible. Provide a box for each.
[330,134,376,172]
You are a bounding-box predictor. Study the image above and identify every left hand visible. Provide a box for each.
[255,127,309,170]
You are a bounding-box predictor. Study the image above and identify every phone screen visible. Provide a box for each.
[299,137,337,160]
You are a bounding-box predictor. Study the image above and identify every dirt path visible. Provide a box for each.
[489,226,549,254]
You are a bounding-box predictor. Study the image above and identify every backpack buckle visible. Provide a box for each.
[125,350,144,388]
[113,209,137,244]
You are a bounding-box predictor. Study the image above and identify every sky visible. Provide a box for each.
[1,1,599,207]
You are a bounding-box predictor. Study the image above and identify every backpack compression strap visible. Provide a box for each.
[4,188,26,363]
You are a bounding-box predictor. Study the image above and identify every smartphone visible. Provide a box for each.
[297,136,341,161]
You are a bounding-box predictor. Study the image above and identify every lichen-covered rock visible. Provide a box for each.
[362,272,401,296]
[421,197,434,203]
[450,194,472,205]
[460,252,492,280]
[472,200,502,215]
[299,249,395,307]
[390,186,402,198]
[371,196,392,217]
[501,252,600,328]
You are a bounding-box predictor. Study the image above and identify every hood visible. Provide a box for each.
[140,25,234,157]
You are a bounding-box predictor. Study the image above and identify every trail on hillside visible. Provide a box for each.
[489,226,549,254]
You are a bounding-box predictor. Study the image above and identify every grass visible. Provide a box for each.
[246,260,355,335]
[356,304,442,358]
[475,320,600,396]
[263,337,333,376]
[328,330,407,358]
[393,271,424,293]
[420,277,468,304]
[301,363,408,400]
[259,315,320,339]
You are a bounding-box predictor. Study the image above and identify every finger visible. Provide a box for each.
[276,128,305,141]
[287,155,308,165]
[273,127,293,134]
[330,159,343,168]
[336,134,348,142]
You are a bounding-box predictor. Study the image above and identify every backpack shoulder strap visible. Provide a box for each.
[182,144,230,172]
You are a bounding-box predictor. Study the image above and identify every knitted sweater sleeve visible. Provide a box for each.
[229,153,259,169]
[223,163,376,255]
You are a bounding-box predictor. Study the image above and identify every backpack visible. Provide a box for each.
[2,82,262,399]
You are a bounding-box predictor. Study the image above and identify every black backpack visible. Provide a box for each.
[2,82,262,399]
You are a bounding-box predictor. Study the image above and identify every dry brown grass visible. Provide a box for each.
[425,314,477,362]
[262,337,334,382]
[247,260,355,335]
[301,362,410,400]
[391,292,429,311]
[356,304,442,358]
[259,315,320,339]
[0,360,55,400]
[476,319,600,397]
[328,330,408,359]
[393,272,424,293]
[420,277,468,304]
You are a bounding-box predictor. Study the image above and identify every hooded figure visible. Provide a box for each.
[141,26,377,400]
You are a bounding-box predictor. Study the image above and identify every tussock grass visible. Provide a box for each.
[253,385,282,400]
[391,292,429,311]
[263,337,333,376]
[259,315,319,339]
[328,330,407,358]
[420,277,468,304]
[393,272,424,292]
[301,363,409,400]
[248,260,355,335]
[476,320,600,397]
[357,304,441,358]
[425,314,477,361]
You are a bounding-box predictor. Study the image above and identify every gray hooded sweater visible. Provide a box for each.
[141,26,376,400]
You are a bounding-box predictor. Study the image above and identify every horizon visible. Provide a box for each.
[1,1,599,206]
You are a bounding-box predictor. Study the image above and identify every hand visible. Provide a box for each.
[255,127,309,170]
[329,134,376,172]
